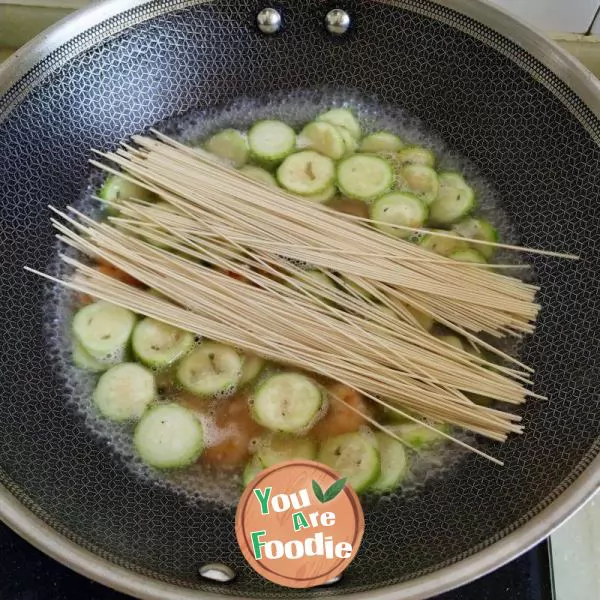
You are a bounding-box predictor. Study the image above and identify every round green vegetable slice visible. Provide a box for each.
[399,164,439,205]
[297,269,338,300]
[177,341,243,396]
[205,129,249,168]
[392,422,449,448]
[277,151,335,196]
[359,131,404,153]
[435,334,465,351]
[242,455,263,486]
[239,165,278,187]
[370,192,428,238]
[397,146,436,167]
[429,172,476,225]
[94,362,156,421]
[303,185,337,204]
[337,154,394,202]
[257,434,317,467]
[317,108,361,139]
[448,248,488,264]
[134,403,204,469]
[317,432,380,493]
[248,120,296,164]
[239,354,265,386]
[99,175,157,214]
[336,125,359,156]
[370,432,408,492]
[299,121,346,159]
[452,217,499,259]
[251,372,323,433]
[132,317,195,369]
[417,229,469,256]
[72,338,109,373]
[72,301,136,363]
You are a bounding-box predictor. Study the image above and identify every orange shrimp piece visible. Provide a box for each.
[201,395,263,469]
[311,382,373,440]
[217,267,246,281]
[75,291,95,306]
[175,391,210,414]
[96,259,142,287]
[328,197,370,219]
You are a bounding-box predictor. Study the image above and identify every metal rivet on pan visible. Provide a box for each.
[325,9,351,35]
[198,563,236,583]
[320,574,343,586]
[257,8,282,34]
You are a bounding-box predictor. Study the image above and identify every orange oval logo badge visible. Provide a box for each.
[235,460,365,588]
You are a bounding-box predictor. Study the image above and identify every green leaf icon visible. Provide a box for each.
[322,477,347,502]
[312,479,325,502]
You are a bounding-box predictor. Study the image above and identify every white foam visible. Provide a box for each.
[45,90,521,507]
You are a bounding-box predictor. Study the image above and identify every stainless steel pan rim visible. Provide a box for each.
[0,0,599,598]
[3,454,598,600]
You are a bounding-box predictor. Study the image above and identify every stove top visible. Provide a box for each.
[0,523,553,600]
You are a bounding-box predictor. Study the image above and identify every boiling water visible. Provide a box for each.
[45,89,522,506]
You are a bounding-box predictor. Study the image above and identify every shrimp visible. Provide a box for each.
[75,291,94,307]
[311,382,373,440]
[96,259,142,287]
[328,197,370,219]
[201,395,263,469]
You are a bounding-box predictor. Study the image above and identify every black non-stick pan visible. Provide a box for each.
[0,1,598,598]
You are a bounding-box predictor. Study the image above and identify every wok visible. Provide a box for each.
[0,1,599,598]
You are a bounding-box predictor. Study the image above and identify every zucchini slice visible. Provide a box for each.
[317,108,361,139]
[99,175,157,213]
[277,150,335,196]
[257,433,317,467]
[299,121,346,159]
[251,372,323,433]
[134,403,204,468]
[392,422,448,448]
[336,125,359,156]
[93,362,156,421]
[248,120,296,164]
[239,354,265,386]
[379,303,434,333]
[397,146,436,167]
[435,334,465,351]
[205,129,249,168]
[359,131,404,153]
[448,248,488,264]
[72,301,136,364]
[317,432,380,493]
[132,317,195,369]
[297,269,338,299]
[242,455,263,486]
[452,217,499,259]
[417,230,469,256]
[370,432,408,492]
[342,276,374,301]
[370,192,428,238]
[239,165,278,187]
[337,154,394,202]
[177,341,243,397]
[303,185,337,204]
[399,164,439,206]
[72,338,110,373]
[429,172,476,225]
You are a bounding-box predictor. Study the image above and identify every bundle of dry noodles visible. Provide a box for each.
[27,131,575,463]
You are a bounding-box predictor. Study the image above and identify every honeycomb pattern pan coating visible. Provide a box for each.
[0,0,599,598]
